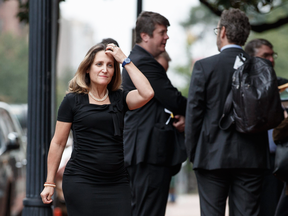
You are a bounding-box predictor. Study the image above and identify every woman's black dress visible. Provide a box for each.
[57,90,131,216]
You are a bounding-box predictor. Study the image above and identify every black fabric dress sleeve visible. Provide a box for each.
[57,93,74,123]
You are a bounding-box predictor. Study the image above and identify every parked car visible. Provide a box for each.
[0,102,27,216]
[9,104,27,136]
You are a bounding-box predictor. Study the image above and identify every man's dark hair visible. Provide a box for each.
[244,38,273,56]
[135,11,170,43]
[101,38,119,47]
[219,8,250,46]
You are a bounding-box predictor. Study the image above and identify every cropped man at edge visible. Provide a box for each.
[244,38,286,216]
[245,38,288,86]
[122,11,187,216]
[185,9,270,216]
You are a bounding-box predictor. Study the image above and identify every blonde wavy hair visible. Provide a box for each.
[68,43,122,93]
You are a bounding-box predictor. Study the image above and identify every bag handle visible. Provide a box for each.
[238,53,246,63]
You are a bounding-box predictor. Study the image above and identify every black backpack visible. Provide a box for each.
[219,55,284,133]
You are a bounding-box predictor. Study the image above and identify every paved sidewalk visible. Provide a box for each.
[165,194,200,216]
[165,194,229,216]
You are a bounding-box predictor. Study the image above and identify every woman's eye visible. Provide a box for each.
[96,62,102,66]
[108,64,113,67]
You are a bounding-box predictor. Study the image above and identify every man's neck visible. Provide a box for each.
[220,44,242,52]
[219,40,231,49]
[137,42,156,57]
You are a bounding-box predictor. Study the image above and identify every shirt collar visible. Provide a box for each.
[220,44,242,52]
[135,44,154,58]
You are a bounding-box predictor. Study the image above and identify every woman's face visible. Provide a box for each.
[88,50,114,87]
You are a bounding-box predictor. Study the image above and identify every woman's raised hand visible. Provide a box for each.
[105,43,126,64]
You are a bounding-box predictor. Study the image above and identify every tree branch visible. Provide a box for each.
[200,0,222,16]
[251,16,288,32]
[200,0,288,32]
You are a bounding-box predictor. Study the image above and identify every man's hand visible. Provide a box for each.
[173,115,185,132]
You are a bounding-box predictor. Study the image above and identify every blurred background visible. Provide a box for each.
[1,0,288,215]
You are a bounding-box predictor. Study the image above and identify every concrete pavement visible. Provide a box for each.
[165,194,229,216]
[165,194,200,216]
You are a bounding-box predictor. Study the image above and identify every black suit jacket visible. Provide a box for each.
[122,45,187,167]
[185,47,270,170]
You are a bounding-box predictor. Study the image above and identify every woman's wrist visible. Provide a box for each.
[44,182,56,188]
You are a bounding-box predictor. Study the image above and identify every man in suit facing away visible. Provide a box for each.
[122,11,187,216]
[185,8,270,216]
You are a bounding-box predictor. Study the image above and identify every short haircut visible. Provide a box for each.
[135,11,170,43]
[244,38,273,56]
[101,38,120,47]
[219,8,250,46]
[68,43,121,94]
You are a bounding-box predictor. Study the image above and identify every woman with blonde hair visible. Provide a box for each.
[40,42,154,216]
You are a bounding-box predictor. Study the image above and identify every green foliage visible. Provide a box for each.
[173,65,191,98]
[204,0,278,13]
[3,0,65,24]
[248,2,288,23]
[17,0,29,23]
[56,67,74,109]
[181,3,218,27]
[175,4,219,97]
[248,24,288,79]
[201,0,288,14]
[174,1,288,98]
[199,0,288,32]
[3,0,29,23]
[0,33,28,103]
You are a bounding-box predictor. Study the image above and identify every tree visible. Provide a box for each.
[200,0,288,32]
[248,25,288,79]
[0,33,28,103]
[173,4,219,96]
[56,67,74,108]
[7,0,288,32]
[3,0,64,24]
[3,0,29,23]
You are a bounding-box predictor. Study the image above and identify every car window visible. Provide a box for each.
[0,109,7,149]
[1,108,16,132]
[0,120,4,149]
[0,108,16,148]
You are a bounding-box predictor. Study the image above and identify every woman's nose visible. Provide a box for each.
[102,65,107,72]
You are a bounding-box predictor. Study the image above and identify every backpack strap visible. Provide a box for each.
[238,53,246,63]
[218,53,246,131]
[218,90,234,130]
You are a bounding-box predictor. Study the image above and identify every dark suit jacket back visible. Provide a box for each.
[122,45,187,167]
[185,48,270,170]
